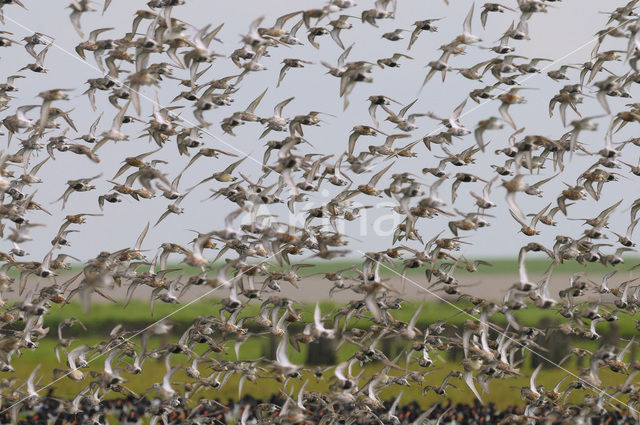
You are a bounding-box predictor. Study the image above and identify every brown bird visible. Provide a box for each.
[509,203,550,236]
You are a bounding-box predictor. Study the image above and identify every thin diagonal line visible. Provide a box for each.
[0,245,289,415]
[0,5,632,413]
[359,250,638,413]
[380,20,630,168]
[0,15,302,410]
[2,14,283,178]
[4,8,625,198]
[425,17,629,137]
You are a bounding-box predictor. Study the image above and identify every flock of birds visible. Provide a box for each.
[0,0,640,423]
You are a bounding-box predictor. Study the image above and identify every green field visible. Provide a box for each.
[3,298,636,409]
[41,298,639,336]
[42,256,640,280]
[14,343,631,410]
[10,330,633,410]
[292,257,640,276]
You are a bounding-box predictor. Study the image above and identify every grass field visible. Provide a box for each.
[42,298,639,337]
[293,257,639,276]
[11,332,632,410]
[4,297,636,409]
[38,256,640,280]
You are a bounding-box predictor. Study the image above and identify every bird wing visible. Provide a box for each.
[463,3,475,35]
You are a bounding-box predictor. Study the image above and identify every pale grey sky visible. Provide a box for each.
[0,0,636,261]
